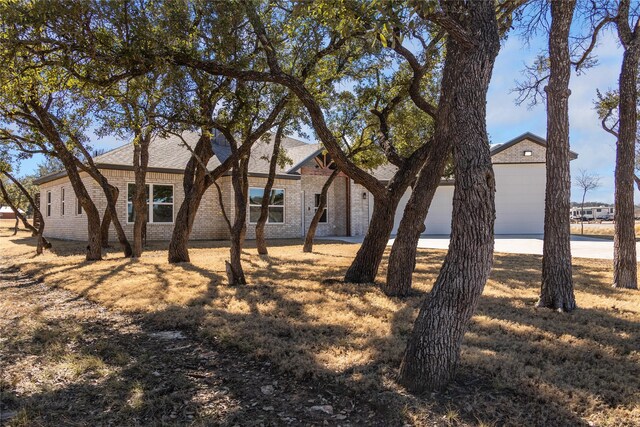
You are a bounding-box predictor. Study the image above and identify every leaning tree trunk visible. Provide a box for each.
[398,2,500,392]
[342,149,429,284]
[227,157,250,285]
[256,120,286,255]
[0,180,42,253]
[383,146,451,296]
[1,174,51,254]
[100,204,112,247]
[29,101,102,260]
[383,74,455,297]
[343,194,398,283]
[613,42,640,289]
[304,168,340,253]
[539,0,577,311]
[168,131,215,263]
[97,182,132,257]
[132,137,150,258]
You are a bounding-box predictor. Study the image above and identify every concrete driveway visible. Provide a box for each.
[329,235,639,260]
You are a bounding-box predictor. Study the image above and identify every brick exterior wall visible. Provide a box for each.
[349,181,370,237]
[39,170,337,242]
[491,138,546,164]
[244,177,304,239]
[38,173,93,241]
[298,174,348,237]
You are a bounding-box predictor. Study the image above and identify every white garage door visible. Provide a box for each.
[389,163,546,235]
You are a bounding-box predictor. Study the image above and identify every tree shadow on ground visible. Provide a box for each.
[1,269,403,426]
[5,234,639,425]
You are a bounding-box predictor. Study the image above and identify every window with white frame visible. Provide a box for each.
[249,188,284,223]
[127,183,174,223]
[46,191,52,217]
[314,193,328,223]
[61,188,65,216]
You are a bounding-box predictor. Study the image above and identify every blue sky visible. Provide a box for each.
[488,29,627,204]
[16,27,628,203]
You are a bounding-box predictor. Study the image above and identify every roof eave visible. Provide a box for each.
[286,147,325,174]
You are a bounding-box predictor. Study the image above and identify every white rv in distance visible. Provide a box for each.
[570,206,615,222]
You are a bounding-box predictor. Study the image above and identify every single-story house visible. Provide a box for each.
[0,206,25,220]
[33,131,577,241]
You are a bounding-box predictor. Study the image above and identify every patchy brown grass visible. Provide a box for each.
[3,229,640,426]
[571,222,640,239]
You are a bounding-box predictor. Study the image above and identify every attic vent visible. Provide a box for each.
[523,150,533,156]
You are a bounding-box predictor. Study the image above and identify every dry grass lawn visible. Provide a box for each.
[571,222,640,238]
[2,227,640,426]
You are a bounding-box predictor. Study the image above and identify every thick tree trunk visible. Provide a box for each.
[343,195,397,283]
[256,121,286,255]
[71,144,132,257]
[227,157,249,285]
[398,2,500,392]
[84,207,102,260]
[383,70,456,296]
[97,182,131,257]
[304,168,339,253]
[29,101,102,260]
[342,143,431,284]
[539,0,577,311]
[132,137,150,258]
[168,132,215,263]
[383,150,451,296]
[613,45,639,289]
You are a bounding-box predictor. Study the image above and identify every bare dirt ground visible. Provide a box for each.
[0,264,415,426]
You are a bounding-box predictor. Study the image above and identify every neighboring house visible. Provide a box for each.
[0,206,24,220]
[34,131,577,241]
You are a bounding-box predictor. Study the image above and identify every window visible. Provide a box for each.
[61,188,65,216]
[314,193,328,223]
[249,188,284,224]
[76,197,83,215]
[127,183,173,223]
[46,191,52,217]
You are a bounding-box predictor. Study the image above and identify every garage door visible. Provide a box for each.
[389,163,546,235]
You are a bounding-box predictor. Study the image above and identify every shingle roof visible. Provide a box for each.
[34,131,322,185]
[92,131,320,174]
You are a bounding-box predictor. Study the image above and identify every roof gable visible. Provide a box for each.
[490,132,578,162]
